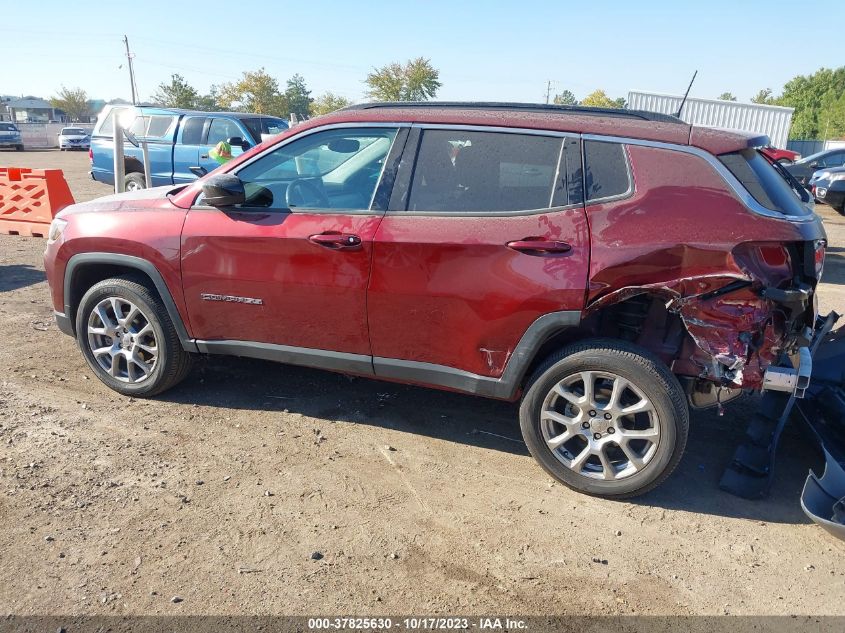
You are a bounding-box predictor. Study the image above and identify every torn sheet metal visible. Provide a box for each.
[585,272,786,389]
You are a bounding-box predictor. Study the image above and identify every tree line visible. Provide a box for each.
[47,63,844,140]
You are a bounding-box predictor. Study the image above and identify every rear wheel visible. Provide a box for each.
[75,276,192,396]
[519,339,689,498]
[124,172,146,191]
[15,144,24,151]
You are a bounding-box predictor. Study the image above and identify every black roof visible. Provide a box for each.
[344,101,684,124]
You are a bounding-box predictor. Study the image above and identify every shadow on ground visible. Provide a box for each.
[0,264,46,292]
[158,354,821,526]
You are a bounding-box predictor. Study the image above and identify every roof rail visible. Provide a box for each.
[343,101,684,124]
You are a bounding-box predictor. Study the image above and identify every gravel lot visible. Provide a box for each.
[1,149,844,616]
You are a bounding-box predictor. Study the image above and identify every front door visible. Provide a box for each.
[181,125,405,359]
[368,126,589,380]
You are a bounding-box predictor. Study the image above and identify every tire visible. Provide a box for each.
[75,275,192,397]
[15,144,24,151]
[519,338,689,499]
[124,172,146,191]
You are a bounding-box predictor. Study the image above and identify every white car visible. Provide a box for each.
[58,127,91,151]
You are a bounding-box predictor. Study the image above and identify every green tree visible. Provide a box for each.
[717,92,737,101]
[751,88,776,105]
[553,90,578,106]
[778,67,845,138]
[285,73,312,120]
[50,86,90,121]
[311,92,353,117]
[218,68,287,116]
[365,57,441,101]
[152,74,200,109]
[580,90,619,108]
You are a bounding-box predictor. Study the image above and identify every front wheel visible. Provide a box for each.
[15,144,24,151]
[519,339,689,498]
[75,276,192,396]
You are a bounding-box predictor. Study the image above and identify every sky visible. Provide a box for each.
[2,0,844,105]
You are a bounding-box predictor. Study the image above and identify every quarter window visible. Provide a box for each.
[584,141,631,202]
[233,127,398,210]
[407,130,568,213]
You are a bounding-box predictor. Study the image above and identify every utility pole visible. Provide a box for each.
[545,80,552,105]
[123,35,138,105]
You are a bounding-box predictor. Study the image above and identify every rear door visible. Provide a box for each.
[180,124,407,359]
[368,126,589,381]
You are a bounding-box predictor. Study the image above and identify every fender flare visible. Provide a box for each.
[63,252,197,352]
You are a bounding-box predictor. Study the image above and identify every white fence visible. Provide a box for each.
[16,123,94,149]
[628,91,795,148]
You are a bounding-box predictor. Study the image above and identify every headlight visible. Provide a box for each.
[830,174,845,183]
[47,218,68,242]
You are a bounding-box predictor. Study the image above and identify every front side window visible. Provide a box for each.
[407,129,567,213]
[824,152,845,168]
[584,141,631,202]
[233,127,398,210]
[207,118,245,145]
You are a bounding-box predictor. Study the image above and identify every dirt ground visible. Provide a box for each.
[1,149,844,616]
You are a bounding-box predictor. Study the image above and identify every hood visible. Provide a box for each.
[57,185,183,218]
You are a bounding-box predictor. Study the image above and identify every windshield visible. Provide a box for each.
[62,128,86,135]
[795,150,828,165]
[0,123,17,132]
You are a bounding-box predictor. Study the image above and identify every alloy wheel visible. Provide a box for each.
[86,297,158,383]
[539,370,660,480]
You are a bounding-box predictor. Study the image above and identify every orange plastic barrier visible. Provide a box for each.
[0,167,75,237]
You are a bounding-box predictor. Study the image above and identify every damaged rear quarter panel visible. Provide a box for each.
[585,144,812,388]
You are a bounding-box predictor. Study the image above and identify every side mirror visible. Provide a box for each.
[202,173,245,207]
[227,136,250,151]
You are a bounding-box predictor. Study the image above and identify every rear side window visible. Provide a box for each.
[407,129,568,213]
[94,108,129,137]
[584,141,631,202]
[181,117,207,145]
[719,149,810,217]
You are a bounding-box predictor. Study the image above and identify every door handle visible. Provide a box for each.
[200,154,209,159]
[506,238,572,254]
[308,232,362,250]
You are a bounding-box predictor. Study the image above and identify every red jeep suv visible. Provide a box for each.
[44,102,826,498]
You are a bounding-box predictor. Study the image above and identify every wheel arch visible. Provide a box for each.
[124,156,144,174]
[64,253,196,351]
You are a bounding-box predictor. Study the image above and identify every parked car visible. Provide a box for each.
[0,122,24,151]
[785,148,845,185]
[58,127,91,151]
[44,102,826,498]
[760,146,800,165]
[809,166,845,214]
[89,105,289,191]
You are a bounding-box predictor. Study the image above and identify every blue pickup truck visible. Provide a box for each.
[90,105,288,190]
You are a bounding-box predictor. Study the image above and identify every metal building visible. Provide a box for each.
[627,91,794,149]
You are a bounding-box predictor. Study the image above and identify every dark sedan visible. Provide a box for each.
[809,166,845,214]
[786,148,845,185]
